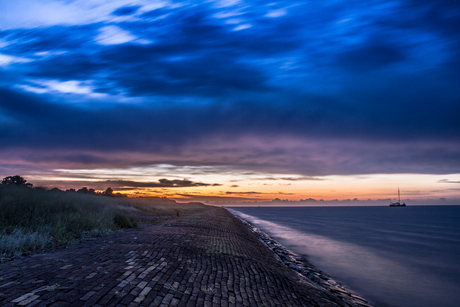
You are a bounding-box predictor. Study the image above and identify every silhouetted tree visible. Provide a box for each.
[104,187,113,196]
[77,187,89,194]
[1,175,33,187]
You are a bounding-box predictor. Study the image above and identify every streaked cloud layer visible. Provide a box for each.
[0,0,459,201]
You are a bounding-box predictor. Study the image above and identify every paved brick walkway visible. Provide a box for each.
[0,206,348,306]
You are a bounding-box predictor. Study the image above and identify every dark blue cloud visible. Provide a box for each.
[99,46,272,96]
[1,0,459,176]
[2,25,98,54]
[112,6,141,16]
[30,54,104,80]
[1,82,458,148]
[404,0,460,35]
[337,39,406,72]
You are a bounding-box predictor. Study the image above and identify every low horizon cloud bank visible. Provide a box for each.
[100,179,221,189]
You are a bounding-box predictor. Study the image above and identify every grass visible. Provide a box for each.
[0,185,207,259]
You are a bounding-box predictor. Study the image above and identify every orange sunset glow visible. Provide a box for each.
[24,167,460,205]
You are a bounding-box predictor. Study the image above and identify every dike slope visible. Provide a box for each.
[1,205,364,306]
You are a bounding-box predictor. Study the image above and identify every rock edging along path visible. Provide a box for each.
[229,211,372,307]
[1,206,365,306]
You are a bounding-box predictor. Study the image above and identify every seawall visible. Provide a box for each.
[1,205,369,306]
[227,208,372,307]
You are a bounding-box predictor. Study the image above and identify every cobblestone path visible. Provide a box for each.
[0,206,346,307]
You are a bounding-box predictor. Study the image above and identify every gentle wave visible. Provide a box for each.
[228,207,460,307]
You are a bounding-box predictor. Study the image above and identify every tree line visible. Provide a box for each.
[1,175,126,198]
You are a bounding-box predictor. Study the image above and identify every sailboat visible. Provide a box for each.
[389,188,406,207]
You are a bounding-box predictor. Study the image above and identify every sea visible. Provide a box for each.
[226,205,460,307]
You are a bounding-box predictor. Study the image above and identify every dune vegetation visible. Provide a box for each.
[0,176,206,259]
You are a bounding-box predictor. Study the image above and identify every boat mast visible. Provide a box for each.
[398,188,400,204]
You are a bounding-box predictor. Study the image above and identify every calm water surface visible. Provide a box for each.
[227,206,460,307]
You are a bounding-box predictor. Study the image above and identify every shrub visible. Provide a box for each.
[113,213,138,229]
[0,184,207,258]
[0,228,52,258]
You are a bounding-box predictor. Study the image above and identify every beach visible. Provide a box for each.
[0,205,369,306]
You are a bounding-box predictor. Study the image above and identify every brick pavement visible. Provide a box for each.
[0,206,350,306]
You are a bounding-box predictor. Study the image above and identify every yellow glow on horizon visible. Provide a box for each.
[28,165,460,203]
[108,173,460,202]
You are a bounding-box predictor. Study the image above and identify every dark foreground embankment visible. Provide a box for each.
[1,206,363,306]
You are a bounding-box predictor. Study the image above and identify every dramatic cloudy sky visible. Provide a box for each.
[0,0,459,203]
